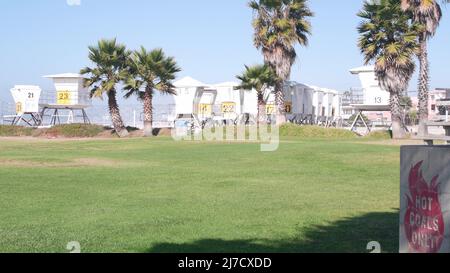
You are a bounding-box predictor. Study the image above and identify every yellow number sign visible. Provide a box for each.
[15,102,23,114]
[266,104,276,115]
[285,102,292,114]
[221,102,236,113]
[57,91,71,105]
[198,104,212,117]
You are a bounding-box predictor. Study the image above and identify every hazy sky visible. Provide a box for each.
[1,0,449,102]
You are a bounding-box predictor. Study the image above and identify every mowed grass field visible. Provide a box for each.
[0,137,401,253]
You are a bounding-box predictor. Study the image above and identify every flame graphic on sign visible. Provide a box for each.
[405,161,444,253]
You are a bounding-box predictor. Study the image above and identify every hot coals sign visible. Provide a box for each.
[400,146,450,253]
[404,161,444,252]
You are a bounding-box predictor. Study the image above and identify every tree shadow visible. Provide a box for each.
[147,211,399,253]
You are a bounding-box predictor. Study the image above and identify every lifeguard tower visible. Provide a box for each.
[40,73,91,126]
[8,85,42,126]
[349,66,391,133]
[194,88,218,128]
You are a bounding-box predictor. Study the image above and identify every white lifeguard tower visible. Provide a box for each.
[349,66,391,133]
[211,82,240,124]
[40,73,91,126]
[194,88,218,122]
[8,85,42,126]
[171,76,342,130]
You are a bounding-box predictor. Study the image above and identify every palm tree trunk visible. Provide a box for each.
[108,89,129,138]
[417,37,430,137]
[143,89,153,137]
[390,91,406,139]
[274,80,286,125]
[257,91,267,125]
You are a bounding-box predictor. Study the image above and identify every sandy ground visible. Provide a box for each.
[359,139,428,146]
[0,157,123,168]
[0,135,431,147]
[0,136,121,142]
[0,128,174,142]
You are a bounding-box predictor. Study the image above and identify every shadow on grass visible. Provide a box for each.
[147,211,399,253]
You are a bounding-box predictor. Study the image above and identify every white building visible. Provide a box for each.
[274,82,340,123]
[5,73,93,126]
[42,73,91,106]
[411,88,450,121]
[153,76,341,127]
[347,66,391,125]
[349,66,390,106]
[171,76,205,116]
[39,73,92,126]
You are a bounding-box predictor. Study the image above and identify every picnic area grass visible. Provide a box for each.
[0,136,401,253]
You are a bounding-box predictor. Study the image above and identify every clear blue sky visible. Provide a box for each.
[1,0,449,102]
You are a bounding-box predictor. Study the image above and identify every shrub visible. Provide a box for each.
[280,124,358,139]
[0,125,33,137]
[43,124,104,138]
[365,130,393,140]
[188,124,358,140]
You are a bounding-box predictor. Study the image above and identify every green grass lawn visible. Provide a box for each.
[0,137,401,253]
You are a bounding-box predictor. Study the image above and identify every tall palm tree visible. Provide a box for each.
[249,0,313,125]
[81,39,130,138]
[401,0,448,136]
[123,47,181,137]
[235,64,277,125]
[358,0,420,139]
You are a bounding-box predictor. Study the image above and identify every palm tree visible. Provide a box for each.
[123,47,181,137]
[81,39,130,138]
[358,0,420,139]
[249,0,313,125]
[401,0,448,136]
[235,64,277,125]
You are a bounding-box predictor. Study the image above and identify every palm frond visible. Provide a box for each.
[250,0,313,81]
[358,0,419,93]
[122,47,181,100]
[81,38,130,97]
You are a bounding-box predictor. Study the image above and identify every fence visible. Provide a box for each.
[0,98,156,128]
[0,100,15,125]
[1,98,345,128]
[75,104,177,129]
[341,88,364,106]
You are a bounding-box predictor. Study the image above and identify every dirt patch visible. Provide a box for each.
[0,136,128,143]
[0,124,175,140]
[129,129,144,138]
[95,129,119,139]
[71,158,123,167]
[0,157,128,168]
[358,139,427,146]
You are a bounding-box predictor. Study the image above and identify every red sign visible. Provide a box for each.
[404,161,445,253]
